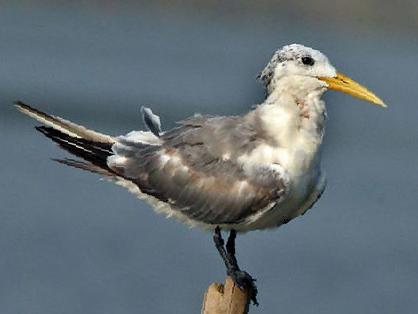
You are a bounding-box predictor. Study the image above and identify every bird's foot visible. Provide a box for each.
[227,268,259,306]
[213,227,259,305]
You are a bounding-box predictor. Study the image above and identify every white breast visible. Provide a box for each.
[238,90,327,230]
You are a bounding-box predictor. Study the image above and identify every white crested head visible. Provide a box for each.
[258,44,337,95]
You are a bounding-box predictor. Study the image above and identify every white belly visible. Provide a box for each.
[242,169,326,231]
[237,136,325,231]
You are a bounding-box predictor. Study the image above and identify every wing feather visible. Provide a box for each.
[15,101,115,143]
[109,115,288,225]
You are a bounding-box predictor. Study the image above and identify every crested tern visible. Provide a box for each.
[16,44,385,304]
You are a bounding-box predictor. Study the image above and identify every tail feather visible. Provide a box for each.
[53,158,115,176]
[36,126,113,173]
[16,101,118,176]
[15,101,115,144]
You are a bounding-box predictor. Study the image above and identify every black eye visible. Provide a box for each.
[301,56,315,66]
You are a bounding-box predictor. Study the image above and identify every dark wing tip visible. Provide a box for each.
[35,125,48,134]
[52,158,115,176]
[14,100,28,110]
[14,100,42,116]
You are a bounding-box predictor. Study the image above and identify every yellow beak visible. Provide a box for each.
[319,72,386,107]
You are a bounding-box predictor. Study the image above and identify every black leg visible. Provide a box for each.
[212,227,259,305]
[213,227,234,271]
[226,229,236,257]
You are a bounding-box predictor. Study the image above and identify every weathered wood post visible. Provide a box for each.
[201,277,250,314]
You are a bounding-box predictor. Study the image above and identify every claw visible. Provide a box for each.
[228,270,259,305]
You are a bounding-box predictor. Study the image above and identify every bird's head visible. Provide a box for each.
[258,43,385,107]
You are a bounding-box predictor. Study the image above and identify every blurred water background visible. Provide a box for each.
[1,1,418,313]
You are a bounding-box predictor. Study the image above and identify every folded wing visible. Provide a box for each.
[109,115,288,225]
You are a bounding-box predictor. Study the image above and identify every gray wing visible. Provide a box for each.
[108,115,287,225]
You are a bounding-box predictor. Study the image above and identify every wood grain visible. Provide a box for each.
[201,277,250,314]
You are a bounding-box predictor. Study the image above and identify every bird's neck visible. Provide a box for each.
[255,76,328,152]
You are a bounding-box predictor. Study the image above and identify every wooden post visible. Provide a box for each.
[201,277,250,314]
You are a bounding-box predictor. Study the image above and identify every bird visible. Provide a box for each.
[16,43,385,305]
